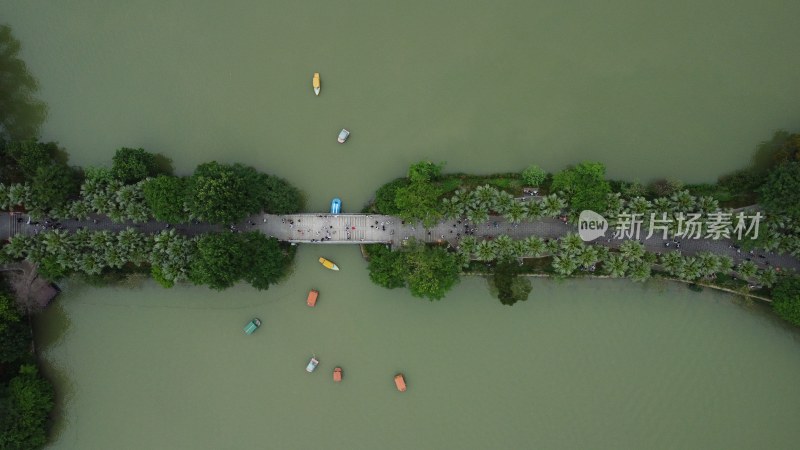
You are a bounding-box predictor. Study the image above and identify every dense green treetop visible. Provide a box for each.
[189,233,248,290]
[521,164,546,187]
[252,173,303,215]
[772,275,800,326]
[187,162,254,224]
[365,244,406,289]
[372,178,409,215]
[402,241,460,301]
[551,161,610,214]
[394,180,443,227]
[29,163,80,214]
[759,161,800,221]
[241,233,293,290]
[0,291,29,364]
[365,241,461,300]
[188,232,292,291]
[185,162,302,224]
[489,260,532,306]
[111,147,160,183]
[0,25,47,140]
[408,161,444,183]
[142,175,190,223]
[4,140,58,181]
[0,364,54,450]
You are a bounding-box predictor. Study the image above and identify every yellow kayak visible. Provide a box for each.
[319,257,339,271]
[312,72,320,96]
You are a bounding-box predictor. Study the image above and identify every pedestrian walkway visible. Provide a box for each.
[1,211,797,272]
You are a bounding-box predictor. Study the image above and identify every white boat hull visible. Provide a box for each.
[314,87,320,96]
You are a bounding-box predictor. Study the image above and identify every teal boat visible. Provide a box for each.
[244,318,262,335]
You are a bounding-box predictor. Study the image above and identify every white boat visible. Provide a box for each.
[337,128,350,144]
[312,72,320,96]
[306,356,319,373]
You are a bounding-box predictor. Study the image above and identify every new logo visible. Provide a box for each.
[578,210,608,242]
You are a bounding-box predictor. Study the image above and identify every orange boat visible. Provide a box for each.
[394,373,407,392]
[333,367,342,382]
[307,290,319,307]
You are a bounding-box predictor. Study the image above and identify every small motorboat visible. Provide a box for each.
[312,72,321,95]
[306,289,319,307]
[337,128,350,144]
[319,257,340,271]
[333,367,342,382]
[306,356,319,373]
[330,198,341,215]
[394,373,407,392]
[243,318,261,335]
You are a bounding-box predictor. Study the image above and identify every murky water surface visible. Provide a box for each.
[3,1,800,448]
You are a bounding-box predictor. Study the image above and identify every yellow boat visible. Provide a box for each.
[319,257,339,271]
[312,72,320,96]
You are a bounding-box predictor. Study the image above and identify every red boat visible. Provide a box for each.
[394,373,407,392]
[307,290,319,307]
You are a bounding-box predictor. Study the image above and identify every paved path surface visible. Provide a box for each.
[2,212,798,272]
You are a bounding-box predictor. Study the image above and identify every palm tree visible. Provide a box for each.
[475,240,497,262]
[41,229,70,255]
[717,255,734,274]
[577,246,599,268]
[757,267,778,288]
[659,251,683,275]
[494,192,515,215]
[118,228,149,265]
[679,257,702,281]
[494,235,515,261]
[126,202,150,223]
[619,240,645,262]
[524,236,546,257]
[652,197,673,214]
[458,235,478,258]
[670,190,696,213]
[594,245,610,262]
[466,206,489,225]
[7,183,31,208]
[545,238,560,255]
[68,228,92,253]
[551,254,578,277]
[0,183,8,210]
[525,200,544,220]
[76,253,104,276]
[627,196,652,215]
[605,192,624,216]
[603,254,628,278]
[67,200,92,220]
[4,235,34,259]
[542,194,566,217]
[736,260,758,279]
[559,233,584,256]
[628,261,652,282]
[696,196,719,214]
[104,246,127,269]
[449,189,470,216]
[474,185,499,211]
[512,239,528,259]
[504,201,527,224]
[696,252,721,277]
[441,198,461,220]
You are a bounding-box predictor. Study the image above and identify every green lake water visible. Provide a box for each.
[2,1,800,448]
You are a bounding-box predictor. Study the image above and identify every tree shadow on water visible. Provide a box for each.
[0,24,47,140]
[32,300,74,444]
